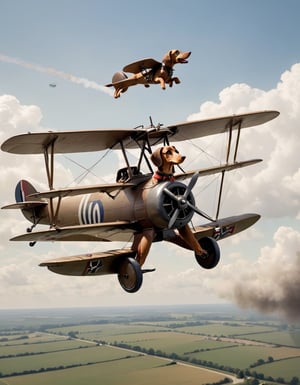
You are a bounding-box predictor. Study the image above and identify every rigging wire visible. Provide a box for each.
[62,148,113,186]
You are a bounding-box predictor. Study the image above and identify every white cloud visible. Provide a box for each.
[187,63,300,219]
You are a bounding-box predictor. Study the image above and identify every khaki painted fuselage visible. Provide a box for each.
[29,179,160,229]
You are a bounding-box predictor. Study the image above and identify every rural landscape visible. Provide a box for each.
[0,304,299,385]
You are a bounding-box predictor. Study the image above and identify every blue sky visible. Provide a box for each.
[1,0,299,129]
[0,0,300,318]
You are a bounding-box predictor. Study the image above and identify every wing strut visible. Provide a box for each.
[43,138,56,190]
[215,119,243,220]
[43,137,58,226]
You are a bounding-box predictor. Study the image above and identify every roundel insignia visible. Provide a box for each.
[78,194,104,225]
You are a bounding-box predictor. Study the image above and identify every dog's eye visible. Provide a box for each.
[162,149,172,155]
[174,50,180,56]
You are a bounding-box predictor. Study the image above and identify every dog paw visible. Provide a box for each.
[195,250,209,260]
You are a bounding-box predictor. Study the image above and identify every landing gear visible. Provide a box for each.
[118,257,143,293]
[195,237,220,269]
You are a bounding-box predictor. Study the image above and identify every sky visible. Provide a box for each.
[0,0,300,320]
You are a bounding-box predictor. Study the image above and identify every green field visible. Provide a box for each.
[1,306,300,384]
[239,330,300,347]
[175,323,277,337]
[0,356,225,385]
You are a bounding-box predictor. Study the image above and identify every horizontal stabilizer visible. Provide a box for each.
[106,77,141,89]
[10,221,137,243]
[39,248,136,276]
[175,159,262,180]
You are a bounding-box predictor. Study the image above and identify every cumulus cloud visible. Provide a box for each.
[187,63,300,219]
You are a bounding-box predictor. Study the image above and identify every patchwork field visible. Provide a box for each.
[0,305,299,384]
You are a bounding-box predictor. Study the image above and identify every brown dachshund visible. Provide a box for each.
[106,50,191,99]
[132,146,207,267]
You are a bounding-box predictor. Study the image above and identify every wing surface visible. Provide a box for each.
[164,213,260,246]
[123,58,160,73]
[1,129,139,154]
[166,110,279,143]
[192,213,261,241]
[1,110,279,155]
[28,182,136,199]
[10,221,137,243]
[39,248,136,276]
[105,77,143,88]
[174,159,262,181]
[2,201,48,210]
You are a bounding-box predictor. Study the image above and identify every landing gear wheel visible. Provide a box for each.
[118,257,143,293]
[195,237,220,269]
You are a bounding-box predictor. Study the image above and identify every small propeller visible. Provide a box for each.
[163,173,213,229]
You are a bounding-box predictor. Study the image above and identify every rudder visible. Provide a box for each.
[15,180,39,202]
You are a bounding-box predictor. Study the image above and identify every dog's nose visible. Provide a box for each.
[182,156,186,161]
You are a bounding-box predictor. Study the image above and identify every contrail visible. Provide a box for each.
[0,53,113,96]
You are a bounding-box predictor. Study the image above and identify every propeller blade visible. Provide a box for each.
[168,208,180,229]
[183,172,199,198]
[186,201,214,221]
[163,187,178,201]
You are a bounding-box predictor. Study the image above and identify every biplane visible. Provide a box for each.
[1,110,279,293]
[106,49,191,98]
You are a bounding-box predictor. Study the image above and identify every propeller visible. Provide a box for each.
[163,173,213,229]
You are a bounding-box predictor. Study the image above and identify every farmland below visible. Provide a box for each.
[0,304,299,385]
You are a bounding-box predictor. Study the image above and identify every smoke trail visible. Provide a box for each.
[0,53,113,96]
[227,227,300,321]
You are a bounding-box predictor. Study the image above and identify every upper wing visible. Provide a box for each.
[10,221,137,243]
[1,111,279,154]
[0,129,138,154]
[166,110,279,142]
[122,58,161,73]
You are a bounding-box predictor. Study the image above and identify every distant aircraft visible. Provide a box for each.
[106,49,191,98]
[49,83,56,88]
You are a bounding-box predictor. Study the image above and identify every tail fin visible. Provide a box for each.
[13,180,47,227]
[2,180,47,229]
[15,180,39,203]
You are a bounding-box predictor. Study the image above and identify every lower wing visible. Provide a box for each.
[39,248,136,276]
[10,221,137,243]
[163,213,260,248]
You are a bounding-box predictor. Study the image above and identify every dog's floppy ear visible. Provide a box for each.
[162,50,172,63]
[150,147,163,168]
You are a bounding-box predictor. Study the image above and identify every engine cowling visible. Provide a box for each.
[145,181,196,229]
